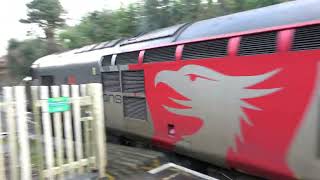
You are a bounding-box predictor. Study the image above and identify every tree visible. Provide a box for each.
[115,4,141,37]
[59,6,142,49]
[139,0,173,32]
[20,0,65,53]
[57,0,292,49]
[7,39,49,79]
[217,0,291,14]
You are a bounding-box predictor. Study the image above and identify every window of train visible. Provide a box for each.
[101,55,113,66]
[182,38,228,60]
[143,46,176,63]
[292,25,320,51]
[238,31,277,56]
[115,51,140,65]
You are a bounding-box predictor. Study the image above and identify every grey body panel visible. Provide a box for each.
[102,66,154,140]
[32,62,100,85]
[287,63,320,180]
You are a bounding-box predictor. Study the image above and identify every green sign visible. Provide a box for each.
[48,97,70,113]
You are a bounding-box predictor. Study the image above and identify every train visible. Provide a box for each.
[30,0,320,179]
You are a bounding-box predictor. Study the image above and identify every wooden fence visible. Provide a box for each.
[0,83,107,180]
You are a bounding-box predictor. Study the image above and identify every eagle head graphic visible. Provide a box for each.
[154,64,282,151]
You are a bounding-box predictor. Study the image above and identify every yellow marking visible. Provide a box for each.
[105,172,115,180]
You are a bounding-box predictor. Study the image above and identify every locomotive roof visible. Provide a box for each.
[177,0,320,41]
[32,0,320,68]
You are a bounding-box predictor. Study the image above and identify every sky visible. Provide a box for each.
[0,0,138,56]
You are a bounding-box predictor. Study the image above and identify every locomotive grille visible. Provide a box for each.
[182,39,228,60]
[239,31,277,56]
[101,55,112,66]
[122,71,145,93]
[115,51,140,65]
[123,97,147,120]
[102,72,121,92]
[144,46,176,63]
[292,25,320,51]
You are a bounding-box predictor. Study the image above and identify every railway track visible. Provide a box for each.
[106,143,166,179]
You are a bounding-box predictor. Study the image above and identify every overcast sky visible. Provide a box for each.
[0,0,138,56]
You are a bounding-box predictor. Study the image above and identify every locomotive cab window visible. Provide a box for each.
[101,55,113,66]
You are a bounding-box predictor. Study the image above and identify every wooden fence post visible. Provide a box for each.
[4,87,19,180]
[87,83,107,179]
[0,92,6,180]
[71,85,84,173]
[31,86,44,180]
[61,85,74,175]
[80,85,92,163]
[15,86,32,180]
[40,86,54,180]
[51,86,64,179]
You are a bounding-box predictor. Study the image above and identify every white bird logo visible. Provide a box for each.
[155,65,282,154]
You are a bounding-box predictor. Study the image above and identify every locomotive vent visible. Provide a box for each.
[292,25,320,51]
[101,55,113,66]
[144,46,176,63]
[102,71,121,92]
[239,31,277,56]
[182,38,228,60]
[115,51,140,65]
[122,70,145,93]
[123,97,147,120]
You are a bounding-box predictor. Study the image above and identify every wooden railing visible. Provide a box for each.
[0,83,107,180]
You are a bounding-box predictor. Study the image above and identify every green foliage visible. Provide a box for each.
[217,0,289,14]
[21,0,65,53]
[7,39,50,78]
[20,0,65,36]
[59,0,291,48]
[59,4,142,49]
[21,0,65,28]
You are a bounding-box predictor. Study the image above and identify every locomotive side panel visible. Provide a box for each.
[142,50,320,180]
[101,58,154,141]
[32,62,100,85]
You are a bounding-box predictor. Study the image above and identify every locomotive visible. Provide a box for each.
[31,0,320,179]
